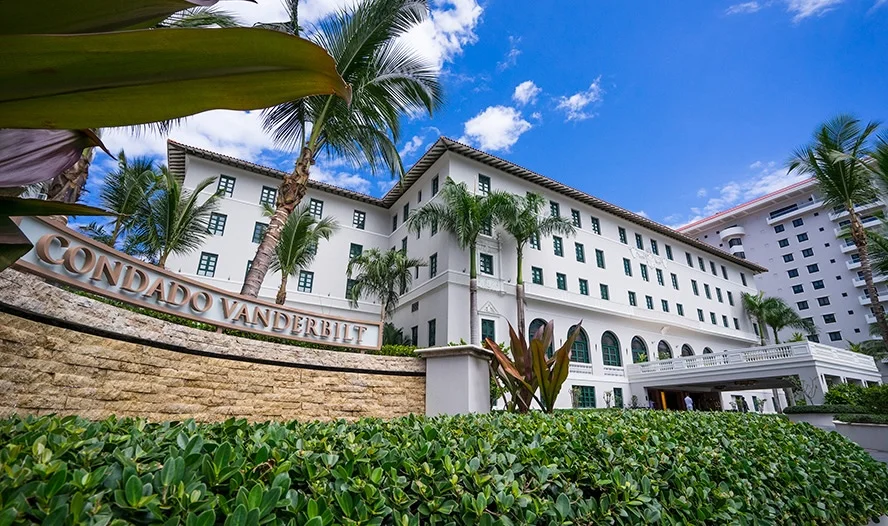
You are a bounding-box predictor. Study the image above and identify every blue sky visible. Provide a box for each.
[93,0,888,227]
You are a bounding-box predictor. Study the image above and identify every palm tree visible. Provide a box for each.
[347,248,426,322]
[789,115,888,342]
[270,205,339,304]
[499,192,576,336]
[742,291,775,345]
[93,151,161,246]
[762,298,815,344]
[407,178,511,344]
[240,0,443,297]
[128,168,219,268]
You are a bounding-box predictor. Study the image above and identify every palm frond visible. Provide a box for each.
[160,6,241,28]
[271,205,339,277]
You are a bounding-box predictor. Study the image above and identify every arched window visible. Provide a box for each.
[681,344,695,357]
[570,326,590,363]
[703,347,713,354]
[657,340,672,360]
[529,318,553,357]
[601,332,622,367]
[631,336,648,363]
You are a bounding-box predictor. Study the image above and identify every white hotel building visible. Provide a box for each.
[164,138,881,411]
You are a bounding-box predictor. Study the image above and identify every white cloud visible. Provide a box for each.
[310,162,372,194]
[696,187,708,198]
[636,210,649,218]
[531,112,543,121]
[401,0,483,69]
[377,179,398,193]
[725,2,762,14]
[497,36,521,72]
[459,106,532,152]
[512,81,542,106]
[786,0,844,21]
[399,135,424,158]
[556,77,605,122]
[225,0,357,27]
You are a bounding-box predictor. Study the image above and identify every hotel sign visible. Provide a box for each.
[12,217,382,350]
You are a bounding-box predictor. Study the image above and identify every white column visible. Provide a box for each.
[416,345,492,416]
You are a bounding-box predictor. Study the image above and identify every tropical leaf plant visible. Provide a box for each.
[346,248,426,321]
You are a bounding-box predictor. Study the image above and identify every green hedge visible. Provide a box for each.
[2,411,887,525]
[835,413,888,425]
[782,404,869,414]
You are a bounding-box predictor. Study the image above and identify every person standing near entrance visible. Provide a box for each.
[684,393,694,411]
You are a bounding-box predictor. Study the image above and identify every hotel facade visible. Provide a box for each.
[164,139,882,411]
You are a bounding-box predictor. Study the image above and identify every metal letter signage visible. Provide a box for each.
[13,217,382,350]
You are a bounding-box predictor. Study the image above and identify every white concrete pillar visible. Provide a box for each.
[416,345,492,416]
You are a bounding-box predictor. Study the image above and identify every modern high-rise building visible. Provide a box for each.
[163,139,881,410]
[680,178,887,346]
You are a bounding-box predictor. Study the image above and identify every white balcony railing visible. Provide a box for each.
[847,260,862,271]
[729,244,745,255]
[766,200,823,225]
[568,363,627,378]
[828,199,885,221]
[852,274,888,288]
[719,226,746,241]
[841,241,858,254]
[835,217,883,237]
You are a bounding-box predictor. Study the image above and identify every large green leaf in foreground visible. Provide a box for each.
[0,28,351,129]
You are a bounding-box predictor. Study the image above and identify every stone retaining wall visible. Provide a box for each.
[0,270,425,421]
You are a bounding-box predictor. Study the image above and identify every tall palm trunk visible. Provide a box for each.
[850,208,888,341]
[515,245,526,338]
[242,147,313,297]
[772,326,780,345]
[48,149,92,203]
[469,244,479,345]
[276,274,289,305]
[756,316,766,345]
[159,252,169,268]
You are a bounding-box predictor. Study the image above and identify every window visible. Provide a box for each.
[783,253,795,263]
[802,248,814,258]
[431,219,438,236]
[575,243,586,262]
[601,332,621,366]
[401,237,407,253]
[575,386,596,409]
[556,273,567,290]
[251,222,268,244]
[570,326,590,363]
[808,334,820,343]
[392,214,398,233]
[623,258,633,276]
[716,287,723,302]
[818,296,831,306]
[710,312,717,325]
[217,175,236,197]
[774,224,785,233]
[345,278,356,299]
[651,240,659,255]
[692,280,699,295]
[812,279,824,290]
[260,186,278,207]
[677,304,684,316]
[579,278,589,295]
[529,232,540,250]
[698,257,706,271]
[727,291,734,306]
[417,190,422,203]
[478,174,490,196]
[590,217,601,235]
[481,319,495,342]
[352,210,366,230]
[614,387,624,408]
[671,273,679,290]
[697,309,705,322]
[704,283,711,299]
[793,218,804,227]
[297,270,314,292]
[595,249,605,269]
[686,252,693,267]
[641,264,649,281]
[788,269,799,278]
[480,253,494,275]
[245,260,252,279]
[207,212,227,235]
[349,243,363,259]
[411,302,419,312]
[721,265,728,280]
[635,233,644,249]
[722,315,729,328]
[734,318,740,330]
[553,237,564,257]
[480,218,492,236]
[429,253,438,278]
[411,326,418,345]
[432,176,439,196]
[600,284,610,300]
[662,299,670,312]
[628,291,637,306]
[828,331,842,342]
[797,233,809,242]
[710,261,717,276]
[792,284,804,294]
[645,295,654,309]
[798,301,809,310]
[618,227,627,244]
[571,209,582,228]
[531,267,543,285]
[428,319,436,347]
[402,203,410,223]
[778,238,789,248]
[741,273,747,286]
[197,252,217,277]
[665,245,673,260]
[656,268,664,286]
[823,313,836,324]
[550,201,560,217]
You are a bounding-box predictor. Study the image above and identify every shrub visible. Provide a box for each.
[1,411,887,524]
[835,413,888,425]
[861,384,888,414]
[824,382,865,405]
[782,404,868,414]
